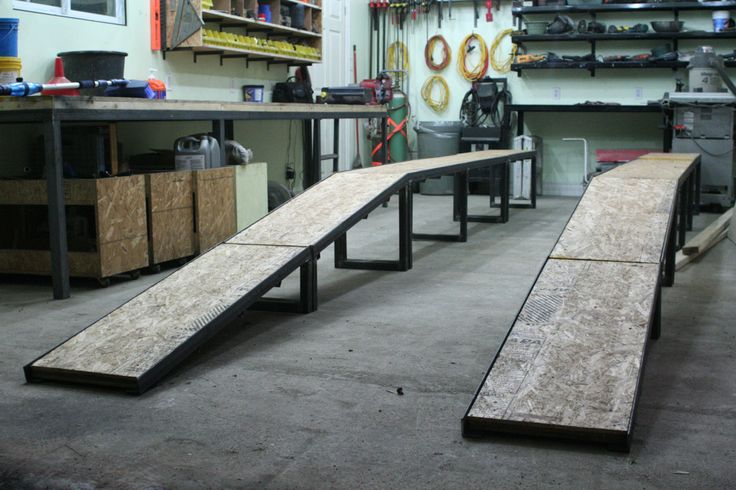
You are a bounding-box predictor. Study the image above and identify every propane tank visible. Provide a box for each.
[174,135,221,171]
[388,90,408,163]
[688,46,725,93]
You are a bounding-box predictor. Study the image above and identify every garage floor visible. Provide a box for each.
[1,195,734,489]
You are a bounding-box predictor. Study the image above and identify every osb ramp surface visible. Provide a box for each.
[465,259,659,446]
[228,171,403,247]
[599,158,695,182]
[355,150,524,176]
[637,152,699,161]
[550,177,677,263]
[28,244,306,389]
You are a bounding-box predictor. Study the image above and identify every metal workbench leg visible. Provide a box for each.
[516,111,524,137]
[686,172,693,231]
[212,119,227,165]
[694,161,701,215]
[501,161,510,223]
[307,119,321,188]
[530,156,537,209]
[303,120,312,186]
[332,118,340,173]
[468,162,508,224]
[677,185,687,250]
[663,216,677,288]
[44,119,70,299]
[413,171,468,242]
[334,186,412,271]
[250,259,318,314]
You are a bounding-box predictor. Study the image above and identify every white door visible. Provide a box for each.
[309,0,351,176]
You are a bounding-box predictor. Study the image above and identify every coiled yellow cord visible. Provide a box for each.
[421,75,450,113]
[387,41,410,84]
[457,33,489,82]
[490,28,518,74]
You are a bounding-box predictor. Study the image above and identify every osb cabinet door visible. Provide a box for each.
[96,176,149,278]
[146,171,196,265]
[194,167,236,253]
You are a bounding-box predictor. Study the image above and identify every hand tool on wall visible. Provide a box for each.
[473,0,479,28]
[486,0,493,22]
[448,0,453,20]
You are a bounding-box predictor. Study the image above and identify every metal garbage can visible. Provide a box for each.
[416,121,463,195]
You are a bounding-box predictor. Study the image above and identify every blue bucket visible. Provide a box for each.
[0,18,19,58]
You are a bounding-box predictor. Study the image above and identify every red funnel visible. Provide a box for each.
[41,57,80,96]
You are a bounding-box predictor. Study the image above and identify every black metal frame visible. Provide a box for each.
[250,257,318,314]
[413,171,469,242]
[24,245,313,393]
[0,98,387,299]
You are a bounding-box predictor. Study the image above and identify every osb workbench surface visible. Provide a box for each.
[30,244,306,382]
[0,96,387,121]
[229,172,403,248]
[550,177,677,264]
[466,259,659,441]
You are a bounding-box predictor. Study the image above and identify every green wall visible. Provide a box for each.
[349,3,735,195]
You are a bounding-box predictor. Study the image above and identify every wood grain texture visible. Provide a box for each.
[551,177,677,263]
[636,153,699,161]
[0,250,99,277]
[0,97,387,117]
[0,179,96,206]
[228,171,403,247]
[355,150,524,177]
[146,172,196,264]
[95,176,147,245]
[467,259,659,434]
[31,243,306,379]
[194,167,236,252]
[99,236,149,278]
[599,158,696,183]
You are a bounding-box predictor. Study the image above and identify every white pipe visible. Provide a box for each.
[562,138,590,185]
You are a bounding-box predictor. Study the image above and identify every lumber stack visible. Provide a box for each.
[676,207,734,270]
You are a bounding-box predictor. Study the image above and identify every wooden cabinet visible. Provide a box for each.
[0,176,149,282]
[165,0,322,66]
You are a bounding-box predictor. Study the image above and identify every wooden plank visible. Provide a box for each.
[676,229,729,270]
[0,97,387,117]
[355,150,524,177]
[682,208,733,255]
[0,179,97,206]
[550,177,677,264]
[636,152,699,161]
[228,171,403,247]
[599,159,694,183]
[146,171,196,264]
[28,243,308,389]
[0,250,99,278]
[194,167,236,252]
[464,259,660,448]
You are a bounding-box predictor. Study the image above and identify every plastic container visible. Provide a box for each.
[57,51,127,95]
[525,21,548,36]
[258,4,272,23]
[0,56,21,84]
[0,18,19,58]
[713,11,730,32]
[175,135,222,170]
[416,121,463,195]
[242,85,264,103]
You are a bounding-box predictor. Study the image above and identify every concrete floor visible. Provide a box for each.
[1,195,735,489]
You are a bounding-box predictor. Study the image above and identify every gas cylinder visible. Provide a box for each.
[388,90,408,162]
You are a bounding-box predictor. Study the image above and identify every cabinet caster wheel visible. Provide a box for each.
[148,264,161,274]
[129,270,141,280]
[97,278,111,288]
[176,257,190,266]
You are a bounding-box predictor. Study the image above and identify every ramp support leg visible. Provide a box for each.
[413,171,468,242]
[250,259,318,314]
[663,214,677,287]
[651,283,662,340]
[468,161,511,223]
[334,185,413,271]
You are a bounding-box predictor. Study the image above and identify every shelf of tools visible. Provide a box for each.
[510,1,736,76]
[163,0,323,68]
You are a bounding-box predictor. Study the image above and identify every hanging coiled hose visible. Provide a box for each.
[424,34,451,71]
[490,28,518,74]
[387,41,410,84]
[457,33,489,82]
[421,75,450,113]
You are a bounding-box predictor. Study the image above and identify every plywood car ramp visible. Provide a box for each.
[463,153,700,451]
[24,149,533,394]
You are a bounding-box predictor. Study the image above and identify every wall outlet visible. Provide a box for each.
[635,87,644,100]
[552,87,561,100]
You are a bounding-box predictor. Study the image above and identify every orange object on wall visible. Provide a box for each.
[150,0,161,51]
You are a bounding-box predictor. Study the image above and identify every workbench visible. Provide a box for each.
[0,97,387,299]
[511,103,672,150]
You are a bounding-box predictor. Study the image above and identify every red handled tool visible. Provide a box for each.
[486,0,493,21]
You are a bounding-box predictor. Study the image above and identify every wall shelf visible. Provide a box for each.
[512,1,736,16]
[511,59,736,76]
